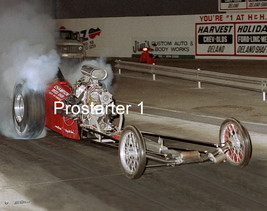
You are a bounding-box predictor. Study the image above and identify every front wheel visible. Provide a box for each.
[119,125,147,179]
[13,82,45,138]
[219,118,252,167]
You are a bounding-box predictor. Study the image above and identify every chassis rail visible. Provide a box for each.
[82,117,252,179]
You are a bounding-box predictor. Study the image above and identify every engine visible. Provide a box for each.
[61,64,123,140]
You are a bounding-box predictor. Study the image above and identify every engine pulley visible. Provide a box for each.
[100,92,113,105]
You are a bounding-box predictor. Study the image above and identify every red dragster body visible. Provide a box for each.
[45,81,80,140]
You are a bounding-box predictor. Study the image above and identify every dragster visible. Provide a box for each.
[12,64,252,179]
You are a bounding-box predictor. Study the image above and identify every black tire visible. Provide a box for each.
[119,125,147,179]
[219,118,252,167]
[13,82,45,138]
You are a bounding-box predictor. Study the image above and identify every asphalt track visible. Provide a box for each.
[1,58,267,210]
[0,114,267,211]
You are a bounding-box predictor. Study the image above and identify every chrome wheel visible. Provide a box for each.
[121,131,140,174]
[119,125,146,179]
[14,93,25,123]
[219,118,252,167]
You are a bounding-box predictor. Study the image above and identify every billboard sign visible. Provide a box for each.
[131,38,194,58]
[219,0,267,11]
[196,13,267,57]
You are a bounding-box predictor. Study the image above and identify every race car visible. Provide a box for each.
[12,64,252,179]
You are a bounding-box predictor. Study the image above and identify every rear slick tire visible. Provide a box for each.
[13,82,45,139]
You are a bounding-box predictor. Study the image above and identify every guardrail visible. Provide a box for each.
[115,60,267,101]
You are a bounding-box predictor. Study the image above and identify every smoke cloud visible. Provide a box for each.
[61,58,114,91]
[0,0,59,137]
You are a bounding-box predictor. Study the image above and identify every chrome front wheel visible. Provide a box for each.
[219,118,252,167]
[119,125,146,179]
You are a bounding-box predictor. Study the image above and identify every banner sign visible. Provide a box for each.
[236,23,267,55]
[196,23,234,55]
[196,22,267,57]
[219,0,246,11]
[219,0,267,11]
[131,38,194,58]
[196,13,267,57]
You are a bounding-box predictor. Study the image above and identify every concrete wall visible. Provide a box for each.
[56,15,196,58]
[57,11,267,60]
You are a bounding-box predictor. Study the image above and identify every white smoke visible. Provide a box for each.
[0,0,59,137]
[60,58,114,91]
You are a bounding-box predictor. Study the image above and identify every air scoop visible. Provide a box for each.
[81,64,107,80]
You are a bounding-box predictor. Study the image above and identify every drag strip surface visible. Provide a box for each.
[118,100,267,135]
[1,113,267,210]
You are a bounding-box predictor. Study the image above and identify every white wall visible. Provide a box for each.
[56,15,196,58]
[57,11,267,60]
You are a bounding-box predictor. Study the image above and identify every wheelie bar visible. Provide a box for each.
[144,136,233,165]
[145,138,203,165]
[208,144,230,164]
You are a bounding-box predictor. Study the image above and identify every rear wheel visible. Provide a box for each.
[119,125,147,179]
[219,118,252,167]
[13,82,45,138]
